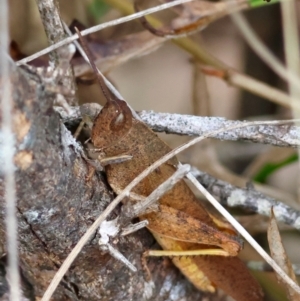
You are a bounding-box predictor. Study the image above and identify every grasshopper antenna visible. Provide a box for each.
[72,26,141,121]
[75,27,112,104]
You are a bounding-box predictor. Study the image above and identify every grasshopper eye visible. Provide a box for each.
[114,112,124,125]
[110,111,126,131]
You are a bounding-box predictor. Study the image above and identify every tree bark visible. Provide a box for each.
[0,60,211,301]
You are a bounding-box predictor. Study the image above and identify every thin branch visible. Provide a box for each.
[57,106,300,148]
[139,111,300,147]
[41,118,300,301]
[16,0,194,66]
[191,168,300,231]
[35,0,66,66]
[0,1,21,301]
[186,172,300,295]
[35,0,75,105]
[133,0,249,38]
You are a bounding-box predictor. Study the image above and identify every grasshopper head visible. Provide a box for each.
[91,99,132,149]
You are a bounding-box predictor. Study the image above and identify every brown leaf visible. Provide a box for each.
[268,208,300,301]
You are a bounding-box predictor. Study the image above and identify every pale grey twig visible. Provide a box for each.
[35,0,75,104]
[0,2,21,301]
[56,106,300,148]
[35,0,66,66]
[247,261,300,276]
[17,0,194,66]
[138,111,300,148]
[191,168,300,231]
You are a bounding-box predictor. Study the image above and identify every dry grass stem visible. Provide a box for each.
[229,9,300,90]
[280,0,300,203]
[228,71,300,111]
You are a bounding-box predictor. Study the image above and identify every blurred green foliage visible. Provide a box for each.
[253,153,298,183]
[250,0,280,8]
[88,0,110,21]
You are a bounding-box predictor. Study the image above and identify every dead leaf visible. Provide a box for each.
[268,208,300,301]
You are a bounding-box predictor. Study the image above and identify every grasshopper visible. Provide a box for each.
[76,30,263,301]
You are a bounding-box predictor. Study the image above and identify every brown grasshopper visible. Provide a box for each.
[76,30,263,301]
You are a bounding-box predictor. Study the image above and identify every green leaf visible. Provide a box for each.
[253,153,298,183]
[249,0,280,8]
[88,0,110,20]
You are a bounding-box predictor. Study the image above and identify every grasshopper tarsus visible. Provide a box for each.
[141,251,152,282]
[85,167,95,182]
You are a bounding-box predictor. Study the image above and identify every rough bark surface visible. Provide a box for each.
[0,61,214,300]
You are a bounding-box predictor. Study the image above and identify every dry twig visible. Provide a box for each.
[139,111,300,148]
[35,0,75,103]
[56,106,300,148]
[191,168,300,231]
